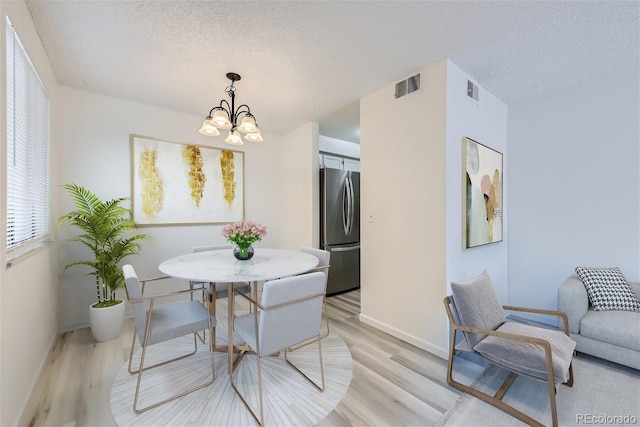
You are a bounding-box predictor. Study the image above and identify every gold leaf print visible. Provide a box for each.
[220,150,236,208]
[139,147,164,218]
[182,145,206,208]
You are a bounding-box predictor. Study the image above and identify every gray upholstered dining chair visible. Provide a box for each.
[444,270,575,427]
[230,271,326,426]
[123,264,217,414]
[299,246,331,338]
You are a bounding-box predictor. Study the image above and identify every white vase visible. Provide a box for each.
[89,300,125,342]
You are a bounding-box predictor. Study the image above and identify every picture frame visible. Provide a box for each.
[462,137,503,248]
[130,135,244,225]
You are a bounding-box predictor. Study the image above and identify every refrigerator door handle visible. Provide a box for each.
[342,176,349,235]
[348,174,355,235]
[345,175,351,236]
[329,244,360,252]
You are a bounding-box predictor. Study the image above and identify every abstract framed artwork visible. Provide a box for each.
[463,137,503,248]
[130,135,244,225]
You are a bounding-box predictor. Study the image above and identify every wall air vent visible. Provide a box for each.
[395,80,407,98]
[467,80,479,103]
[395,73,421,99]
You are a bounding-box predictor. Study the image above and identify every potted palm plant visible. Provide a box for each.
[59,183,151,342]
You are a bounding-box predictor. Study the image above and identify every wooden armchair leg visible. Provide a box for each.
[445,327,554,427]
[447,352,547,427]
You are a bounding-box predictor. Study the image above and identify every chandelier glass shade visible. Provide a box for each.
[199,72,263,145]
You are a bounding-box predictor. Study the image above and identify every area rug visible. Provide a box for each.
[436,355,640,426]
[110,332,352,426]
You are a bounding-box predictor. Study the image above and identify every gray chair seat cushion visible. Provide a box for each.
[146,300,216,346]
[474,322,576,383]
[580,310,640,352]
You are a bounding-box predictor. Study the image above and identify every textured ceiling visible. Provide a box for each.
[26,1,639,143]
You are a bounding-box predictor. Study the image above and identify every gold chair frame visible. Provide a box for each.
[307,263,331,339]
[126,276,216,414]
[285,262,332,354]
[297,247,332,340]
[443,297,574,427]
[230,286,326,426]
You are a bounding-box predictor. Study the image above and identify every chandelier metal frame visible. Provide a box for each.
[199,72,263,145]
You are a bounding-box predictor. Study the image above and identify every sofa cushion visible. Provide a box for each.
[474,322,576,383]
[451,271,506,348]
[580,309,640,352]
[575,267,640,312]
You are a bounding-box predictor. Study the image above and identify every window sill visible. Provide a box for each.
[6,240,53,268]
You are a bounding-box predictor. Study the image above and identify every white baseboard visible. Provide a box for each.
[358,313,449,360]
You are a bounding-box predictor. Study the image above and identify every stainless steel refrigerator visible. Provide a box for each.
[320,168,360,295]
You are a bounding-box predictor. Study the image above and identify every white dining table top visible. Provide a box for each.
[158,247,319,283]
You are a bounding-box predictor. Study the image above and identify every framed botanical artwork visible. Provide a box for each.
[463,137,503,248]
[130,135,244,225]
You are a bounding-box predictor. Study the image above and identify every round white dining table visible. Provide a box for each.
[158,247,319,373]
[158,247,319,284]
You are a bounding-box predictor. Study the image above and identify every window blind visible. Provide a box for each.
[6,19,51,254]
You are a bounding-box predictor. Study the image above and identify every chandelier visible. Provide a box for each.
[198,72,263,145]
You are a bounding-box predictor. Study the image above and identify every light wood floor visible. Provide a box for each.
[20,290,484,426]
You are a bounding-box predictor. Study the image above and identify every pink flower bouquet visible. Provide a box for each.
[221,220,267,259]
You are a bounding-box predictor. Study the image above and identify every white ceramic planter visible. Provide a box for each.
[89,300,125,342]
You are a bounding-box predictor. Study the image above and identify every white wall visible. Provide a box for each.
[508,70,640,317]
[55,86,288,331]
[0,2,59,425]
[359,60,508,358]
[445,60,509,301]
[279,122,319,249]
[360,61,449,357]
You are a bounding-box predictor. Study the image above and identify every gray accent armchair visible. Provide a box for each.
[444,271,575,427]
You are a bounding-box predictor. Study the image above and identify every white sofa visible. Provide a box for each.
[558,274,640,370]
